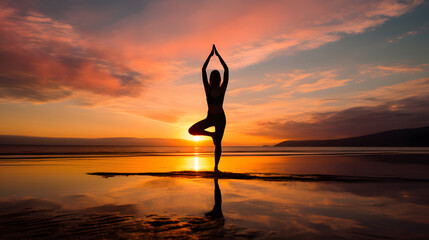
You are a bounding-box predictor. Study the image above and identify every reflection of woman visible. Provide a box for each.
[189,45,228,173]
[205,179,224,219]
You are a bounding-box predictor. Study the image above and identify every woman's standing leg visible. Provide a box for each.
[214,115,226,172]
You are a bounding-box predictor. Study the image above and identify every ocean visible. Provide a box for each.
[1,146,428,239]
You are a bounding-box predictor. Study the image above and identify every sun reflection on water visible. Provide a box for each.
[194,156,199,171]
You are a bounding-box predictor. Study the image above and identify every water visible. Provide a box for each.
[0,146,428,239]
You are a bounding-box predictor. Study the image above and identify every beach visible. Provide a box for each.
[1,146,429,239]
[2,0,429,238]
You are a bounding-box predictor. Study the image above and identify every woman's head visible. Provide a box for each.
[209,70,221,87]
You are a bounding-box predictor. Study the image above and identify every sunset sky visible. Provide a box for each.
[1,0,429,145]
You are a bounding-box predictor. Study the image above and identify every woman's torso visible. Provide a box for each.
[207,88,225,115]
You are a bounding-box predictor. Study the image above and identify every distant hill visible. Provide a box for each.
[275,126,429,147]
[0,135,210,146]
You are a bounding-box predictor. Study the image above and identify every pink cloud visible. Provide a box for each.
[1,0,423,102]
[0,3,144,102]
[96,0,423,70]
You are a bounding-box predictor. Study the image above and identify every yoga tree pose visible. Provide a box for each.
[189,45,228,173]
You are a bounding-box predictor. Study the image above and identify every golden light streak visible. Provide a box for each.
[194,156,199,171]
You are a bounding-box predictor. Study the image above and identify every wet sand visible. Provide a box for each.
[88,170,429,182]
[0,199,260,239]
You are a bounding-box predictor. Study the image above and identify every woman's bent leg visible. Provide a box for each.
[188,118,213,137]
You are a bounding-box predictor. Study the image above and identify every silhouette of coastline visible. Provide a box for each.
[87,171,429,182]
[276,126,429,147]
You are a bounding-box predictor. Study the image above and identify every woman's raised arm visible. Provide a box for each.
[214,46,229,92]
[202,46,215,95]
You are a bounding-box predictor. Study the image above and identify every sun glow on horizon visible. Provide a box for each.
[193,136,200,141]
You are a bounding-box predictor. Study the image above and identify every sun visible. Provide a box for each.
[193,136,200,141]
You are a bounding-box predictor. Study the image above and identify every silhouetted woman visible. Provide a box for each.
[189,45,228,173]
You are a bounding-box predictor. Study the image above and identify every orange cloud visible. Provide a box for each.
[228,83,277,96]
[264,69,353,96]
[354,77,429,101]
[360,64,427,77]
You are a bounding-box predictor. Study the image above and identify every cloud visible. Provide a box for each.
[104,0,423,70]
[387,22,429,43]
[360,64,427,78]
[228,82,277,96]
[256,95,429,140]
[250,76,429,140]
[354,77,429,102]
[0,0,423,103]
[387,30,419,43]
[0,0,425,128]
[267,69,353,96]
[227,68,353,104]
[223,0,423,69]
[0,3,144,102]
[293,72,352,93]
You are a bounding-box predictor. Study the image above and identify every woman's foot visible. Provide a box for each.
[205,209,223,219]
[214,168,222,174]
